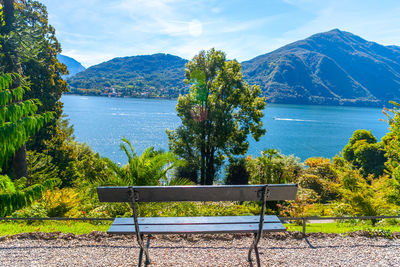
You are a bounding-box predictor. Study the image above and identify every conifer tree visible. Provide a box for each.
[0,73,52,178]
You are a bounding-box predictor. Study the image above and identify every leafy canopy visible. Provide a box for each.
[167,48,266,184]
[342,129,386,177]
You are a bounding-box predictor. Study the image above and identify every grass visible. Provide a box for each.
[0,220,399,236]
[286,221,400,234]
[0,221,111,236]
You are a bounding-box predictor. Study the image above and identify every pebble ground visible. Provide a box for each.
[0,232,399,266]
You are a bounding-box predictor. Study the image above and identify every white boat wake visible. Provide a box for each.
[273,117,318,122]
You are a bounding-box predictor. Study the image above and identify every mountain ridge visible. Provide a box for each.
[66,29,400,106]
[57,55,86,77]
[241,29,400,106]
[67,53,188,98]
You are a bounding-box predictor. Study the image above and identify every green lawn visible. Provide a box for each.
[0,221,399,236]
[0,221,111,236]
[286,222,400,234]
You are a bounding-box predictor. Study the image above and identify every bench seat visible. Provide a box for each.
[97,184,297,266]
[108,215,286,234]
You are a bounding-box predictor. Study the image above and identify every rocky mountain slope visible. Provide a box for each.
[241,29,400,106]
[57,55,86,77]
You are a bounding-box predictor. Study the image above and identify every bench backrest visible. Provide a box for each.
[97,184,297,203]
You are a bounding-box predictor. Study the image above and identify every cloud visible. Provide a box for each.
[43,0,400,68]
[280,0,400,45]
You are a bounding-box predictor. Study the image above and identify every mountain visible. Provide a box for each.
[66,30,400,105]
[57,55,86,77]
[242,29,400,106]
[67,53,188,98]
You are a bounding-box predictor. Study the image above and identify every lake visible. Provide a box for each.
[61,95,389,163]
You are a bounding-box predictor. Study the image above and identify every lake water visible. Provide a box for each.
[61,95,389,163]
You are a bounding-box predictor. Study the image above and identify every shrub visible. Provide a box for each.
[225,157,249,185]
[0,178,60,216]
[42,188,80,217]
[247,150,303,184]
[12,202,48,219]
[0,174,15,193]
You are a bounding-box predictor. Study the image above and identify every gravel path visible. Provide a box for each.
[1,232,399,266]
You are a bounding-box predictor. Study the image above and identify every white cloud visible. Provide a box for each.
[43,0,400,67]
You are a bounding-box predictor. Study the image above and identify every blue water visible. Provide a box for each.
[61,95,388,163]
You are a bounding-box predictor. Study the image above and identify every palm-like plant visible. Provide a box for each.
[101,138,192,186]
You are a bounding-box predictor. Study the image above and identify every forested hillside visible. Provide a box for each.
[67,53,188,98]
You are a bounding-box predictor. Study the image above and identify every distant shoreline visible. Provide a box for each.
[63,92,179,101]
[62,93,389,108]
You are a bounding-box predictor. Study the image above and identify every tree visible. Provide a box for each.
[167,49,266,185]
[0,73,52,180]
[0,0,27,178]
[342,129,377,162]
[342,129,386,177]
[17,1,68,151]
[0,1,68,178]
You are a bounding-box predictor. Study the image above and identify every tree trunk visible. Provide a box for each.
[13,144,28,179]
[200,145,206,185]
[205,149,215,185]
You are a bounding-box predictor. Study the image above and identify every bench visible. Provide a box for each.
[97,184,297,267]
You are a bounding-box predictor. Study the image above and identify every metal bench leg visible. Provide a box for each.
[129,187,151,266]
[137,234,151,267]
[144,235,151,267]
[138,234,144,267]
[248,185,269,267]
[248,233,261,267]
[254,243,261,267]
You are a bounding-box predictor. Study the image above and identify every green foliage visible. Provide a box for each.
[167,48,266,184]
[136,202,262,218]
[353,142,386,177]
[173,161,199,184]
[9,1,69,152]
[26,150,58,185]
[342,129,386,177]
[0,73,52,167]
[0,221,111,235]
[36,116,114,187]
[343,129,377,161]
[382,102,400,205]
[11,202,48,221]
[300,158,339,202]
[278,188,321,218]
[100,138,181,186]
[41,188,80,217]
[225,157,250,185]
[67,54,187,98]
[247,149,303,184]
[0,174,15,193]
[0,178,60,216]
[333,170,378,217]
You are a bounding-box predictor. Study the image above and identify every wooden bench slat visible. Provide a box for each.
[97,184,297,203]
[107,222,286,234]
[112,215,281,225]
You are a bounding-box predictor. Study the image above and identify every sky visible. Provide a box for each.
[40,0,400,68]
